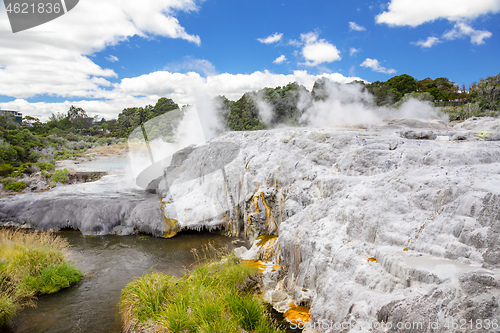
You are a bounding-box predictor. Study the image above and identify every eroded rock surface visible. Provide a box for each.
[1,117,499,332]
[156,117,500,332]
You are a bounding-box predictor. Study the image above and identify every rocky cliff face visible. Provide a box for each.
[1,117,499,332]
[157,117,500,332]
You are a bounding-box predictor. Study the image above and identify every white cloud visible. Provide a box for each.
[376,0,500,27]
[0,70,363,121]
[443,22,493,45]
[273,55,287,64]
[349,47,360,56]
[0,0,202,99]
[106,55,119,62]
[287,39,302,47]
[165,57,217,77]
[349,21,366,31]
[257,32,283,44]
[360,58,396,74]
[300,32,341,66]
[413,36,441,48]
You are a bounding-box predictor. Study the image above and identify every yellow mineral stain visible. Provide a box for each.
[363,257,378,263]
[475,131,490,139]
[159,196,178,238]
[241,260,281,275]
[403,247,409,251]
[256,234,278,247]
[284,306,311,325]
[260,193,278,231]
[241,260,267,275]
[253,195,260,214]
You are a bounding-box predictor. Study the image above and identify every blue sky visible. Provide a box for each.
[0,0,499,120]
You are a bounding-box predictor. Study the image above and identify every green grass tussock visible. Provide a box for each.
[119,248,285,333]
[0,228,83,326]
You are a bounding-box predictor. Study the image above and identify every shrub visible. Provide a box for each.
[0,164,14,177]
[5,181,27,192]
[51,169,69,183]
[35,162,55,172]
[0,177,15,186]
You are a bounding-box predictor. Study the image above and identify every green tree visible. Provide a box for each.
[393,92,434,108]
[227,94,266,131]
[116,98,180,138]
[367,81,399,106]
[153,98,179,118]
[258,82,307,126]
[470,73,500,114]
[386,74,417,101]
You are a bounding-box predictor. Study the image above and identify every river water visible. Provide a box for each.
[7,230,246,333]
[4,157,298,332]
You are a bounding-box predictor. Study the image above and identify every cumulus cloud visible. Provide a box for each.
[376,0,500,27]
[349,21,366,31]
[0,0,202,99]
[443,22,493,45]
[273,55,287,64]
[300,32,341,66]
[360,58,396,74]
[257,32,283,44]
[413,36,441,48]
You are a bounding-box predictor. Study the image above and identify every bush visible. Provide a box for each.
[0,177,15,186]
[53,150,79,160]
[51,169,69,183]
[5,181,27,192]
[0,164,14,177]
[35,162,55,172]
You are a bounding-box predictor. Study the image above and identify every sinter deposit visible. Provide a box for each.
[1,117,499,332]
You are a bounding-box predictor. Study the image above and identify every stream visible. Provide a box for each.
[7,230,247,333]
[4,157,299,332]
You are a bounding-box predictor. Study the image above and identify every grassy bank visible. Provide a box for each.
[0,228,83,326]
[119,249,285,333]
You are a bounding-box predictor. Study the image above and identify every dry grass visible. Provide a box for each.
[84,142,129,158]
[0,228,82,326]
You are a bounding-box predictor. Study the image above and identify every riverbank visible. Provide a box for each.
[0,143,128,197]
[0,228,82,327]
[6,230,247,332]
[119,248,285,333]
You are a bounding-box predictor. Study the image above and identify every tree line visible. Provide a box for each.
[1,72,499,170]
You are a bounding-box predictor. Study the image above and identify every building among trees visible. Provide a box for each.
[0,110,22,124]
